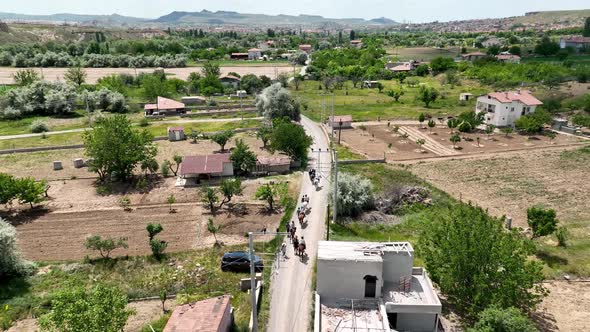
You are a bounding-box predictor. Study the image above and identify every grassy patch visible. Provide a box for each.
[293,78,488,122]
[138,313,171,332]
[0,132,85,150]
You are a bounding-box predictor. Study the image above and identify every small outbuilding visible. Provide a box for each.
[461,52,487,62]
[220,75,241,89]
[248,48,262,60]
[362,80,380,89]
[299,44,313,54]
[180,154,234,179]
[255,155,291,175]
[329,115,353,129]
[230,52,249,60]
[144,97,186,116]
[163,295,232,332]
[459,93,473,101]
[168,127,185,141]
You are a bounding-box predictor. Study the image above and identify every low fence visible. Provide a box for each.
[339,158,386,165]
[0,128,259,155]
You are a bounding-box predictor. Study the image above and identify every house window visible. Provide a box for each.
[511,107,515,112]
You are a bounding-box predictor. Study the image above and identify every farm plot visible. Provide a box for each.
[410,146,590,277]
[340,124,586,161]
[0,132,271,180]
[8,173,299,261]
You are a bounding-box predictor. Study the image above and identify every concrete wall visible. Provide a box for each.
[219,302,233,332]
[382,252,413,284]
[317,259,382,302]
[395,313,437,332]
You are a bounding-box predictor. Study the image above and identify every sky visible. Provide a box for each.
[1,0,588,23]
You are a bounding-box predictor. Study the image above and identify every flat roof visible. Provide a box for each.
[321,302,385,332]
[383,273,442,312]
[318,241,414,262]
[164,295,231,332]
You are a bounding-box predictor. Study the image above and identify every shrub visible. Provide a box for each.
[555,226,569,247]
[150,239,167,260]
[332,172,374,218]
[527,206,558,238]
[138,117,150,127]
[84,235,128,259]
[468,306,537,332]
[0,218,36,278]
[30,120,49,133]
[0,107,22,120]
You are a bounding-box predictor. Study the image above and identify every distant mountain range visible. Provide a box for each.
[0,10,398,27]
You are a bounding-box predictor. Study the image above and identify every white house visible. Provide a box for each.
[559,36,590,50]
[317,241,442,332]
[476,90,543,127]
[247,48,262,60]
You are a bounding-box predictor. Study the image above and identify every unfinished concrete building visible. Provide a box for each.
[316,241,442,332]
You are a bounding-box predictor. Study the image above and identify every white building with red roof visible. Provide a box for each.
[248,48,262,60]
[476,90,543,127]
[179,154,234,178]
[144,97,186,116]
[560,36,590,50]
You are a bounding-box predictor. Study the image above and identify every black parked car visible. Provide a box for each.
[221,251,263,272]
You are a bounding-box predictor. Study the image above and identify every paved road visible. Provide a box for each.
[0,117,263,140]
[267,116,330,332]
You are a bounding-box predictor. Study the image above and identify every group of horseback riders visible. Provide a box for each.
[286,221,306,259]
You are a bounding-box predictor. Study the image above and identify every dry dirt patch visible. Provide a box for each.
[536,281,590,332]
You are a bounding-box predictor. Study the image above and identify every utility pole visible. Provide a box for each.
[331,93,335,143]
[248,232,258,332]
[239,93,243,121]
[332,150,338,225]
[338,121,343,145]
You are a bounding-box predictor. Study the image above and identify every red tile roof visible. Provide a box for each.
[248,48,262,52]
[164,295,231,332]
[462,52,487,57]
[257,155,291,166]
[168,127,184,132]
[220,75,241,81]
[486,90,543,106]
[496,54,520,60]
[180,154,231,176]
[562,36,590,44]
[144,103,157,110]
[299,44,312,49]
[351,40,362,44]
[231,52,249,56]
[390,63,412,72]
[329,115,353,122]
[157,97,185,110]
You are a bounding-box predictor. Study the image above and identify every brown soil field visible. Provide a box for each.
[0,132,273,180]
[409,148,590,229]
[536,281,590,332]
[0,66,295,84]
[341,124,587,162]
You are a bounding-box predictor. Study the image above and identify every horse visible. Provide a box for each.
[297,243,307,258]
[298,212,305,225]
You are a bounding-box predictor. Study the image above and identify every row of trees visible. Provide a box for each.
[0,51,188,68]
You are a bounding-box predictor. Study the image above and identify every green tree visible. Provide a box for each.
[468,306,537,332]
[331,172,374,218]
[201,61,221,78]
[346,65,365,88]
[146,223,163,241]
[584,17,590,37]
[416,86,439,107]
[84,115,157,182]
[240,74,263,94]
[142,74,172,99]
[164,154,182,176]
[485,124,496,139]
[166,194,176,213]
[256,124,273,148]
[416,64,429,76]
[39,284,134,332]
[230,139,257,175]
[418,113,426,128]
[430,56,456,74]
[207,218,221,246]
[419,204,546,321]
[84,235,128,259]
[534,35,560,57]
[427,119,436,133]
[501,127,514,137]
[387,89,404,102]
[255,182,288,211]
[15,177,46,208]
[447,118,459,133]
[201,187,219,213]
[150,239,167,260]
[450,133,461,148]
[64,67,87,88]
[416,138,426,151]
[527,206,559,238]
[188,129,200,143]
[293,74,304,90]
[0,173,17,206]
[269,121,313,162]
[12,69,40,86]
[219,178,243,208]
[210,130,234,152]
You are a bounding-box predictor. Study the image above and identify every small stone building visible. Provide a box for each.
[168,127,185,141]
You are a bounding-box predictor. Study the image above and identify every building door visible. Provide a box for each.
[175,131,181,141]
[364,275,377,298]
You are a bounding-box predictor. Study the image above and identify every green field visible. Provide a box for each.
[293,78,489,122]
[386,47,466,61]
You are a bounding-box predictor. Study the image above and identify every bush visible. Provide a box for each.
[468,306,537,332]
[0,107,22,120]
[527,206,558,238]
[30,120,49,133]
[0,218,36,278]
[138,117,150,127]
[150,239,167,260]
[555,226,569,247]
[84,235,128,259]
[332,172,374,218]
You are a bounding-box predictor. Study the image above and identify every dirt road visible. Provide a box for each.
[267,116,330,332]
